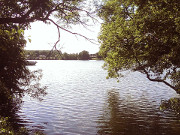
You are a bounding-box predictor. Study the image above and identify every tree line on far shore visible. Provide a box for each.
[25,50,103,60]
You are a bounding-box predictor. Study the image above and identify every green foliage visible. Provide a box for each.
[0,0,88,27]
[0,25,46,99]
[78,50,90,60]
[0,117,28,135]
[25,50,94,60]
[98,0,180,92]
[62,52,79,60]
[0,26,47,135]
[160,98,180,116]
[95,52,103,60]
[0,25,27,95]
[0,4,46,132]
[0,117,45,135]
[25,50,62,60]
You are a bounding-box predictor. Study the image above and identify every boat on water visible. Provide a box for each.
[26,60,37,66]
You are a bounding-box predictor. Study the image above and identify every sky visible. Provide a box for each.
[24,21,101,54]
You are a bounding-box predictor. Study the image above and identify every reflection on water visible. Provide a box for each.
[97,89,180,135]
[161,97,180,117]
[0,84,21,128]
[0,71,45,134]
[18,60,180,135]
[0,93,30,134]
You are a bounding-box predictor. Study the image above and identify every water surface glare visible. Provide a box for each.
[19,60,180,135]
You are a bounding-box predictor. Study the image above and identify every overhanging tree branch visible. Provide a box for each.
[143,68,177,91]
[48,18,98,45]
[0,18,35,24]
[133,54,177,91]
[46,26,62,59]
[0,0,99,61]
[0,1,99,44]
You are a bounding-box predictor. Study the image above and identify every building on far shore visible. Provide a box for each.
[90,54,97,59]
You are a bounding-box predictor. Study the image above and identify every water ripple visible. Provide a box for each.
[18,60,180,135]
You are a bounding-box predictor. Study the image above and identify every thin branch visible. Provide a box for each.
[44,3,65,20]
[48,18,99,45]
[53,26,62,56]
[133,54,177,91]
[1,1,99,54]
[46,26,62,58]
[0,2,64,24]
[143,68,177,90]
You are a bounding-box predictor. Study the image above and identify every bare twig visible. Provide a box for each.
[48,18,99,45]
[46,26,62,58]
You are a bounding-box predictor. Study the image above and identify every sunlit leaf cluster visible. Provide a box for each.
[98,0,180,92]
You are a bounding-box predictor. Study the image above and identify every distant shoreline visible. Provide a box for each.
[25,50,103,60]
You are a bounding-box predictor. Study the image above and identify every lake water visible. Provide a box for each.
[19,60,180,135]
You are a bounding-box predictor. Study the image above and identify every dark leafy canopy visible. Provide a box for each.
[0,24,27,96]
[0,23,46,107]
[98,0,180,93]
[0,0,92,27]
[78,50,90,60]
